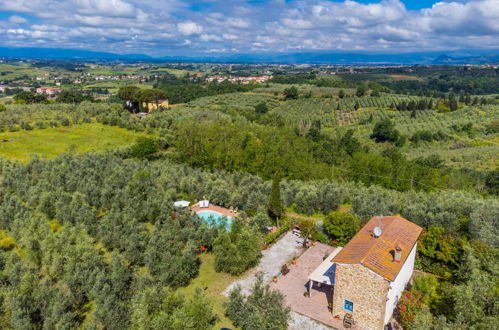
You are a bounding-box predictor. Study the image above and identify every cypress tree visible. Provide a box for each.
[268,177,283,220]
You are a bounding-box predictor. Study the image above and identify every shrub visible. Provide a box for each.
[397,290,425,329]
[251,209,272,233]
[410,130,447,143]
[130,137,159,160]
[370,118,401,143]
[214,218,262,275]
[254,102,268,114]
[264,221,289,245]
[311,227,328,243]
[283,86,298,100]
[0,231,15,251]
[323,211,361,245]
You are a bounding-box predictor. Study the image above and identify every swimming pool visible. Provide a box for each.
[196,210,232,229]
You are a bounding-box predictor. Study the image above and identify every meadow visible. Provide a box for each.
[177,253,238,329]
[0,63,51,80]
[0,123,148,162]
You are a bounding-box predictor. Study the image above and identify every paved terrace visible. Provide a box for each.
[270,243,359,329]
[191,203,240,217]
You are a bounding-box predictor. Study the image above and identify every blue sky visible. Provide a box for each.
[0,0,498,56]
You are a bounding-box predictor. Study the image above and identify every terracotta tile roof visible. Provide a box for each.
[332,215,423,281]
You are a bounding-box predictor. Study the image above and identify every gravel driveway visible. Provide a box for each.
[224,231,305,296]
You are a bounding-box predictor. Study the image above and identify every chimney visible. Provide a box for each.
[394,245,402,263]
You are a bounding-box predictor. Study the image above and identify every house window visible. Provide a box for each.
[344,300,353,312]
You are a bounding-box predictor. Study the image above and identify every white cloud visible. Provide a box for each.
[200,34,223,42]
[74,0,137,17]
[178,21,203,35]
[222,33,238,40]
[8,15,28,24]
[226,18,250,28]
[0,0,498,55]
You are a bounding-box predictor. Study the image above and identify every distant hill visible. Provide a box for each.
[0,47,498,65]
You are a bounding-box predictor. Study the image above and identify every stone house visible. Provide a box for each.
[142,99,169,112]
[330,215,422,329]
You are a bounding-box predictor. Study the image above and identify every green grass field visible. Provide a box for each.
[0,123,148,162]
[82,80,154,93]
[177,253,238,329]
[0,63,50,80]
[150,67,202,77]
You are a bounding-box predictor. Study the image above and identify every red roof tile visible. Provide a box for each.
[332,215,423,281]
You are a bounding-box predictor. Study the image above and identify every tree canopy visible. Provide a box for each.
[213,218,262,275]
[226,275,290,330]
[323,211,361,245]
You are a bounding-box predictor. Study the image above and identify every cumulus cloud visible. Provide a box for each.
[73,0,137,18]
[178,21,203,35]
[0,0,498,55]
[8,15,28,24]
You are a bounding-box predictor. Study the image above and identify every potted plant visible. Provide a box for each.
[291,256,298,265]
[273,276,278,283]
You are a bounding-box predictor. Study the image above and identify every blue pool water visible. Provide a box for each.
[196,210,232,229]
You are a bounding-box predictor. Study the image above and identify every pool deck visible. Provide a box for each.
[191,203,240,218]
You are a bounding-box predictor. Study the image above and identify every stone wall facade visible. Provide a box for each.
[331,263,389,330]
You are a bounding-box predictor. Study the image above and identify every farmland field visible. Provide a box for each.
[389,74,424,81]
[327,104,499,170]
[82,80,154,93]
[0,123,149,162]
[150,67,202,77]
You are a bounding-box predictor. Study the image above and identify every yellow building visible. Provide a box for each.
[142,99,169,112]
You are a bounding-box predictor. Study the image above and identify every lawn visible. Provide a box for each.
[177,253,238,329]
[0,123,148,162]
[285,209,325,223]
